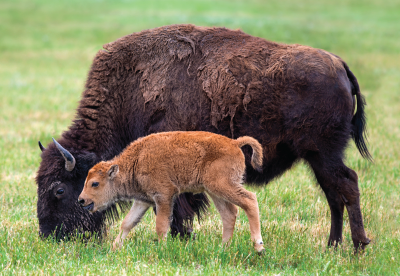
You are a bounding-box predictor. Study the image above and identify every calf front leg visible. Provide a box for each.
[154,194,176,240]
[113,200,151,250]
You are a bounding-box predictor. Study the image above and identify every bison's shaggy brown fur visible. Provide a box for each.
[37,24,370,250]
[78,131,265,252]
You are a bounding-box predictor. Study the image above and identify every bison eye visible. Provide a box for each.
[92,182,99,188]
[56,188,65,195]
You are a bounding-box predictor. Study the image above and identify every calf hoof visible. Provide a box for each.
[254,241,265,253]
[112,241,121,251]
[257,248,266,255]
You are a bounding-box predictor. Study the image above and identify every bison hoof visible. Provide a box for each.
[354,238,371,253]
[360,238,371,249]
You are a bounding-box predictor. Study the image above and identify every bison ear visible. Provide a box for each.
[108,165,119,179]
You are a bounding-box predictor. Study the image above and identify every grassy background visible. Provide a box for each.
[1,0,399,274]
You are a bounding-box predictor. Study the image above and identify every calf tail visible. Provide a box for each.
[236,136,263,172]
[343,62,372,161]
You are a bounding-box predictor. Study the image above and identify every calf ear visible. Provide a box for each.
[108,165,119,179]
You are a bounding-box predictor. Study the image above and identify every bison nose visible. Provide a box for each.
[78,198,85,206]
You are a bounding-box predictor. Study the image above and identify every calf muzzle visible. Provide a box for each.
[78,198,85,206]
[78,198,94,211]
[83,202,94,211]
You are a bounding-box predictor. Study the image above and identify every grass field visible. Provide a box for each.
[1,0,400,274]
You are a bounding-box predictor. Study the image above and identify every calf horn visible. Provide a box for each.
[52,138,76,171]
[38,141,46,152]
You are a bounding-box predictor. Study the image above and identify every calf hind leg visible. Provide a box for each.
[206,178,264,253]
[208,193,238,244]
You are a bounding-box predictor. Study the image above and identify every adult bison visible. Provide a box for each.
[36,24,371,249]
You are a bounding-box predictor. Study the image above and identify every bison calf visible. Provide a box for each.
[78,131,265,252]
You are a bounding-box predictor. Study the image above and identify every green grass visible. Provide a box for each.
[1,0,400,274]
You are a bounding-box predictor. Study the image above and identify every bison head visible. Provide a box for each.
[36,138,106,239]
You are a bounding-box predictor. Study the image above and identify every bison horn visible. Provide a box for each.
[38,141,46,152]
[52,138,76,171]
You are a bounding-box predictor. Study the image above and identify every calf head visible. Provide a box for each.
[78,162,119,213]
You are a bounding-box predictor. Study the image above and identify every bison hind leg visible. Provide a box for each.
[310,162,345,247]
[306,151,370,251]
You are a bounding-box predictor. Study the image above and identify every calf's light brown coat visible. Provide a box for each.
[78,131,265,252]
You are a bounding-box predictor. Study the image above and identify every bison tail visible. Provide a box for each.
[236,136,263,172]
[343,62,372,161]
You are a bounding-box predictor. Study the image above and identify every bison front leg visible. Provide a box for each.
[169,193,210,238]
[113,200,151,250]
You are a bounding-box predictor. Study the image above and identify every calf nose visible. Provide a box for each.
[78,198,85,206]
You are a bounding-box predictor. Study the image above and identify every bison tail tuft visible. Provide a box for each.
[343,62,373,161]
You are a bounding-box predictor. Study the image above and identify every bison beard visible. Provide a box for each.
[36,24,370,250]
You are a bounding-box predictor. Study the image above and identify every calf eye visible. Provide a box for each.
[92,182,99,188]
[56,188,64,195]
